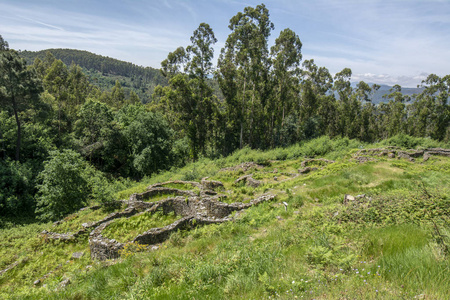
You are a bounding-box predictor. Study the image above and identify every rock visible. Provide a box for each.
[72,252,84,259]
[298,167,318,174]
[274,176,278,181]
[344,194,355,204]
[235,174,261,188]
[293,211,300,215]
[33,279,40,285]
[59,278,71,288]
[201,179,224,190]
[388,152,395,158]
[276,216,283,221]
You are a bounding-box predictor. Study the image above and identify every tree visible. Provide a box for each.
[122,111,174,178]
[270,28,302,146]
[155,23,218,160]
[44,59,69,139]
[35,149,93,221]
[299,60,334,138]
[0,44,43,161]
[0,35,8,51]
[0,158,34,217]
[217,3,274,149]
[74,99,116,166]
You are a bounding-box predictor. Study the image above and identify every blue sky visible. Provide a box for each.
[1,0,449,87]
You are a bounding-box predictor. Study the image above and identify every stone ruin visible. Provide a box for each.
[298,158,335,174]
[42,178,275,261]
[351,147,450,163]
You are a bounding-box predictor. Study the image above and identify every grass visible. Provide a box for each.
[1,136,449,299]
[102,211,179,243]
[50,208,112,234]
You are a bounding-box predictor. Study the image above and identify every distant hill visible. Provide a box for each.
[19,49,168,103]
[18,49,424,105]
[371,84,424,104]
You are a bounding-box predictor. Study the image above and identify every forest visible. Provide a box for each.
[0,3,449,222]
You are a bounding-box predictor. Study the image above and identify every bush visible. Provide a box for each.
[0,159,34,217]
[379,134,448,149]
[35,149,95,221]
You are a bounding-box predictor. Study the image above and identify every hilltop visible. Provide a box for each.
[1,136,449,299]
[19,48,167,103]
[18,49,425,106]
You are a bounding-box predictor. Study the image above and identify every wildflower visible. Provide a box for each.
[368,272,370,275]
[292,281,295,284]
[356,271,359,274]
[378,265,380,268]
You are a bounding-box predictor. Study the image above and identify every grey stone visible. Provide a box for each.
[72,252,84,259]
[59,278,71,288]
[298,167,318,174]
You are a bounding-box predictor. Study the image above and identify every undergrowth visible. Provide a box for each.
[1,136,449,299]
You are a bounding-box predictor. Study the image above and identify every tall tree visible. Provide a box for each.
[0,43,43,161]
[155,23,218,160]
[218,3,274,148]
[270,28,302,146]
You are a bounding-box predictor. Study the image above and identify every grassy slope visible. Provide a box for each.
[1,136,449,299]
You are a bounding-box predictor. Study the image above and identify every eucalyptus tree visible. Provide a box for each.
[332,68,355,137]
[44,59,69,139]
[379,85,409,138]
[299,59,334,138]
[217,3,274,149]
[406,74,450,140]
[356,82,379,142]
[270,28,302,146]
[155,23,218,160]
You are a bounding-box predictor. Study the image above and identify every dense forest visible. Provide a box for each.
[0,3,449,222]
[19,48,167,103]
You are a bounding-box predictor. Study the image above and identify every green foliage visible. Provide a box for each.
[124,111,174,177]
[35,149,104,221]
[102,211,178,243]
[20,48,167,103]
[378,133,449,149]
[340,189,449,225]
[0,159,34,216]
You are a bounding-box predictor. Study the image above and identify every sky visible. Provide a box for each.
[1,0,449,87]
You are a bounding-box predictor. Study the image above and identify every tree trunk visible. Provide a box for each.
[0,128,4,159]
[240,78,246,149]
[249,84,255,147]
[12,95,21,161]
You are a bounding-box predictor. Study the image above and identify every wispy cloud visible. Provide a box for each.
[1,0,449,86]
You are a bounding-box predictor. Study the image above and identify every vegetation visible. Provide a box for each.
[19,48,167,103]
[0,2,449,298]
[0,138,449,299]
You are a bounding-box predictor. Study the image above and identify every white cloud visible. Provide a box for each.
[1,0,449,84]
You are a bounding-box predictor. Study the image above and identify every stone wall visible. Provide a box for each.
[130,187,197,201]
[352,148,450,162]
[89,193,276,260]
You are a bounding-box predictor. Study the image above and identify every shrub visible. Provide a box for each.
[35,149,95,221]
[0,159,34,217]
